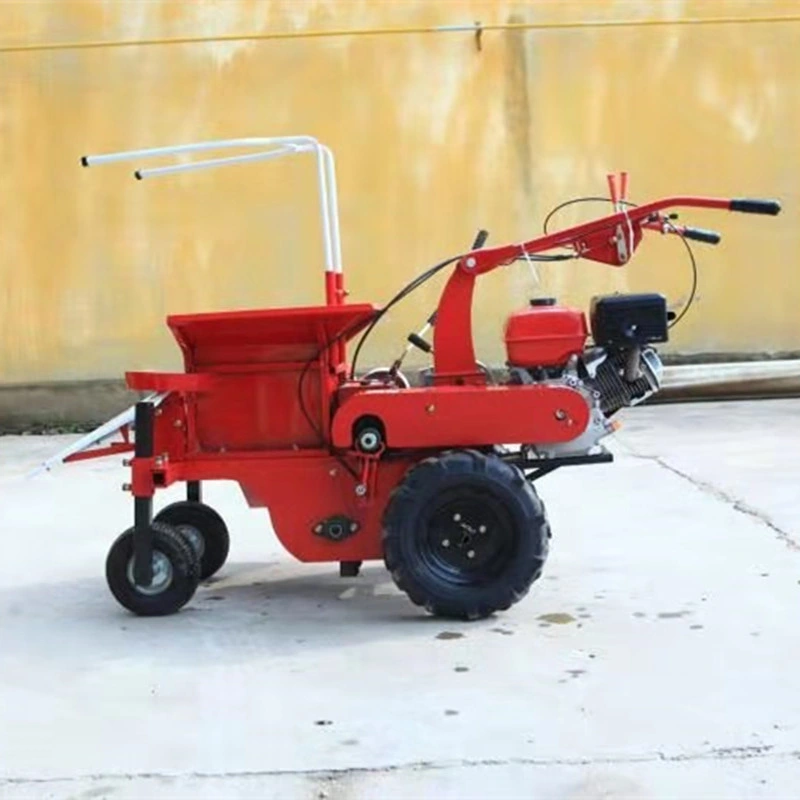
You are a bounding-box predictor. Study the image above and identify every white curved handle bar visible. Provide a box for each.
[81,136,343,274]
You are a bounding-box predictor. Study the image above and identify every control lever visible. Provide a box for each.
[680,226,721,245]
[387,229,489,377]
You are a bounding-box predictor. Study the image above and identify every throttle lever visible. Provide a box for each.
[680,226,721,245]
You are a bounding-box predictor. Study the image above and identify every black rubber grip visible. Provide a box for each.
[682,226,721,245]
[407,333,432,353]
[471,229,489,249]
[729,198,781,216]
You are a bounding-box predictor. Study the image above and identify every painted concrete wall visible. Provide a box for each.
[0,0,797,386]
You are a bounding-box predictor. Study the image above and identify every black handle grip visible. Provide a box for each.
[682,226,721,245]
[730,198,782,216]
[471,229,489,249]
[407,333,432,353]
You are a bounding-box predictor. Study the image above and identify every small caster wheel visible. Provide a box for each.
[105,522,200,616]
[154,501,230,580]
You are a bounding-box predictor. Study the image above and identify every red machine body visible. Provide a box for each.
[66,145,781,620]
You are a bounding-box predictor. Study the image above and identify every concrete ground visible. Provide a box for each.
[1,399,799,799]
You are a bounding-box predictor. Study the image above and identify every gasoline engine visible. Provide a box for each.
[504,293,669,457]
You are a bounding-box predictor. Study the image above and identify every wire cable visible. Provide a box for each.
[349,253,464,380]
[541,195,698,328]
[3,14,797,55]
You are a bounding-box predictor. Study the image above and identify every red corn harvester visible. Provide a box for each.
[38,136,781,619]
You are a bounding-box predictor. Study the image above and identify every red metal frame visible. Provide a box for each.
[89,190,774,564]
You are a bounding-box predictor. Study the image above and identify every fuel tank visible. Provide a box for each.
[504,298,588,368]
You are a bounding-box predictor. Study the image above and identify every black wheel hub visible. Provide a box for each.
[419,488,518,585]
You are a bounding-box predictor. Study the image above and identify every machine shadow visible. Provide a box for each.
[1,561,476,670]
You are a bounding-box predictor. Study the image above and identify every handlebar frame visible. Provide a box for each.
[430,193,781,383]
[458,195,781,276]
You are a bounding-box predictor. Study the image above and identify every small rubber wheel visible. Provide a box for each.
[105,522,200,616]
[153,501,230,580]
[383,449,550,620]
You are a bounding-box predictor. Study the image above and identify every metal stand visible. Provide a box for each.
[187,481,202,504]
[132,402,154,586]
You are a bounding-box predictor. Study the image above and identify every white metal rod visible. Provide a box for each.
[81,134,343,276]
[26,392,168,478]
[322,146,342,273]
[134,146,302,179]
[82,136,318,166]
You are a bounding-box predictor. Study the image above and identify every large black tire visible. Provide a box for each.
[106,522,201,616]
[153,501,230,580]
[382,450,550,620]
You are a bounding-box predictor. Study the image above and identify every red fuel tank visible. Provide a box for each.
[504,298,588,368]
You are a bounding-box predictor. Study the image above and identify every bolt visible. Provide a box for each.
[465,257,477,269]
[442,539,450,548]
[349,522,359,533]
[479,525,487,534]
[314,524,323,534]
[329,468,338,477]
[173,419,183,428]
[555,409,567,420]
[426,404,435,414]
[355,484,367,497]
[453,513,461,522]
[121,483,132,492]
[467,550,476,559]
[122,459,132,467]
[154,456,164,467]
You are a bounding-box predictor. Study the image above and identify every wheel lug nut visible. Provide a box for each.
[442,539,450,548]
[467,550,476,559]
[478,525,487,533]
[453,513,461,522]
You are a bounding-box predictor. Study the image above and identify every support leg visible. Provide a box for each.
[132,401,154,586]
[187,481,202,504]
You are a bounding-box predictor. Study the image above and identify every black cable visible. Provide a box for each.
[349,253,464,380]
[541,195,698,329]
[297,311,379,479]
[296,251,463,477]
[663,219,698,328]
[542,196,638,235]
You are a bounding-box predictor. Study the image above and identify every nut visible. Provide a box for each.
[554,409,567,421]
[465,257,477,269]
[355,484,367,497]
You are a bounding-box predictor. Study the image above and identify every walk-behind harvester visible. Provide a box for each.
[39,136,781,619]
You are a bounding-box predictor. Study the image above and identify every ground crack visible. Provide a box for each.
[628,451,799,551]
[2,746,798,787]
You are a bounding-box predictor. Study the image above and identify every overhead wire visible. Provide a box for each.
[1,14,797,54]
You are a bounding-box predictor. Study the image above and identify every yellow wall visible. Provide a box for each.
[0,0,798,384]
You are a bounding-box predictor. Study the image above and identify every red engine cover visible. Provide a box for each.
[504,301,588,368]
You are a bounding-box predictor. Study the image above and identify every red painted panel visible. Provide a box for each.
[331,384,590,449]
[126,371,216,393]
[167,303,377,371]
[164,452,420,562]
